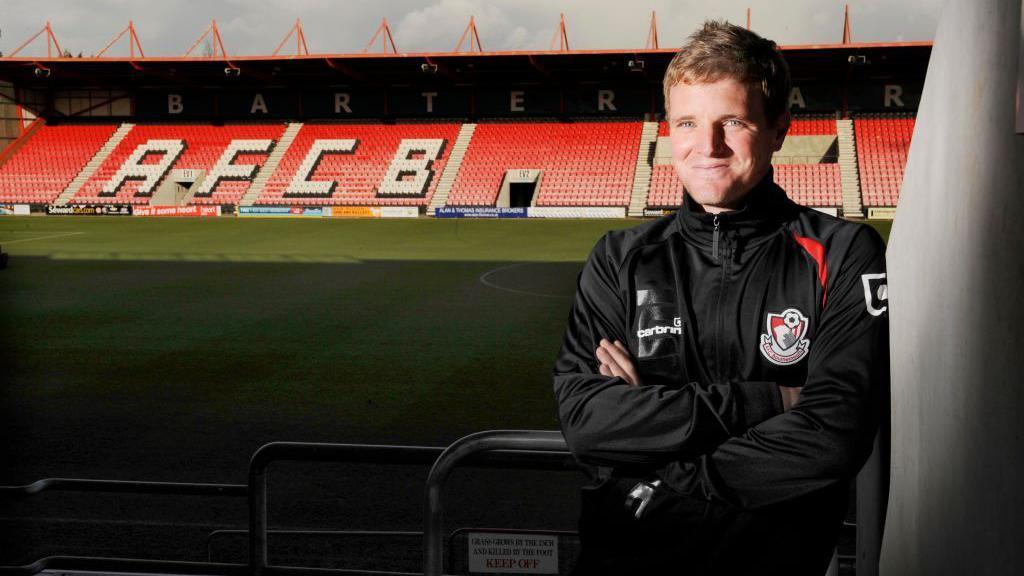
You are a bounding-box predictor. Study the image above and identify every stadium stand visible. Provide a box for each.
[72,123,286,206]
[647,122,680,208]
[0,116,908,212]
[772,163,842,207]
[855,113,915,207]
[648,164,683,208]
[258,122,460,206]
[787,114,838,136]
[448,121,641,207]
[0,123,117,204]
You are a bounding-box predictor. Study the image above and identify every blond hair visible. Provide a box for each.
[663,20,791,123]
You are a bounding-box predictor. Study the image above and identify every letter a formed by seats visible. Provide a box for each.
[102,139,186,196]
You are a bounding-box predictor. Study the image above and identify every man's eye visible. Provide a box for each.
[724,119,744,127]
[676,121,695,128]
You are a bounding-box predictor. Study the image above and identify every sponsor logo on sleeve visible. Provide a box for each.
[861,273,888,316]
[637,316,682,339]
[759,307,811,366]
[635,289,682,358]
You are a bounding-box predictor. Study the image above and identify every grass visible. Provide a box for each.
[1,218,637,483]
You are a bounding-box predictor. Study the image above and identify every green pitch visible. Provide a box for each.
[0,216,890,485]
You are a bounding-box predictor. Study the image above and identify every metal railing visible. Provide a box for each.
[247,442,443,576]
[0,431,577,576]
[422,430,571,576]
[206,529,423,563]
[0,477,251,576]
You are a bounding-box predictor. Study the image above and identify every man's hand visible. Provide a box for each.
[780,386,801,411]
[595,339,642,387]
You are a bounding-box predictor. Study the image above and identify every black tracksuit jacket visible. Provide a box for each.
[553,174,889,574]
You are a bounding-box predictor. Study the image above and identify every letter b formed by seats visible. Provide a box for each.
[378,139,445,197]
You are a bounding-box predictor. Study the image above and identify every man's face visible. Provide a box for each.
[667,77,788,213]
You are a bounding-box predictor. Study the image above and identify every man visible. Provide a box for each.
[553,21,889,575]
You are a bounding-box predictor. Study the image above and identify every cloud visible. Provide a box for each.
[0,0,941,57]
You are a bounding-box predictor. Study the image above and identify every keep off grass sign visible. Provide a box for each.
[468,532,558,574]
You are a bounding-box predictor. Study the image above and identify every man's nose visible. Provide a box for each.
[696,123,724,156]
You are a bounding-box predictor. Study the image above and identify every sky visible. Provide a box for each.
[1,0,943,58]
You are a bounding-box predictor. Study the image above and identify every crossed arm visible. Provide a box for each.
[595,337,801,410]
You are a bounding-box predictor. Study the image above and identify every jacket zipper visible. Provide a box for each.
[713,215,727,380]
[712,214,720,262]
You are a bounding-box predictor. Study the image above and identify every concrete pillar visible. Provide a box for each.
[880,0,1024,574]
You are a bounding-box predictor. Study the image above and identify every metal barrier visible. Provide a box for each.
[0,429,872,576]
[0,477,247,498]
[0,434,577,576]
[0,478,251,576]
[206,529,423,563]
[247,442,444,576]
[422,430,571,576]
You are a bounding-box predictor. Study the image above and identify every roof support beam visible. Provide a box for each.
[96,21,146,58]
[272,19,311,57]
[843,4,853,44]
[550,13,570,51]
[363,18,399,54]
[9,21,64,58]
[645,12,659,49]
[454,16,484,53]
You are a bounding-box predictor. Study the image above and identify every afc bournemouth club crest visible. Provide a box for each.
[759,308,811,366]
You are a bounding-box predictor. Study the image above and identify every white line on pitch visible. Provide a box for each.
[479,262,568,299]
[1,231,85,245]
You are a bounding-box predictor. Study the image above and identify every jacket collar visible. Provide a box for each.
[675,168,794,247]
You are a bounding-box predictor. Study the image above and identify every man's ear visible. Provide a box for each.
[773,111,791,151]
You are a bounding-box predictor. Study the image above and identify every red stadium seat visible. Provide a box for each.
[0,123,118,204]
[448,121,641,207]
[855,113,915,207]
[772,163,842,207]
[786,114,838,136]
[648,164,683,208]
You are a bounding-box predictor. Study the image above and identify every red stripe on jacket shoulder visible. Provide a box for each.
[792,233,828,308]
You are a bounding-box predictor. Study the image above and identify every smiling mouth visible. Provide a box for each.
[694,164,729,170]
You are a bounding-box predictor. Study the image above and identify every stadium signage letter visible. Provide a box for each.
[286,139,358,196]
[789,87,807,109]
[510,91,526,112]
[884,84,905,108]
[335,93,353,114]
[378,139,445,197]
[102,139,186,196]
[251,94,269,114]
[195,139,274,196]
[168,94,184,114]
[422,91,438,113]
[597,90,617,111]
